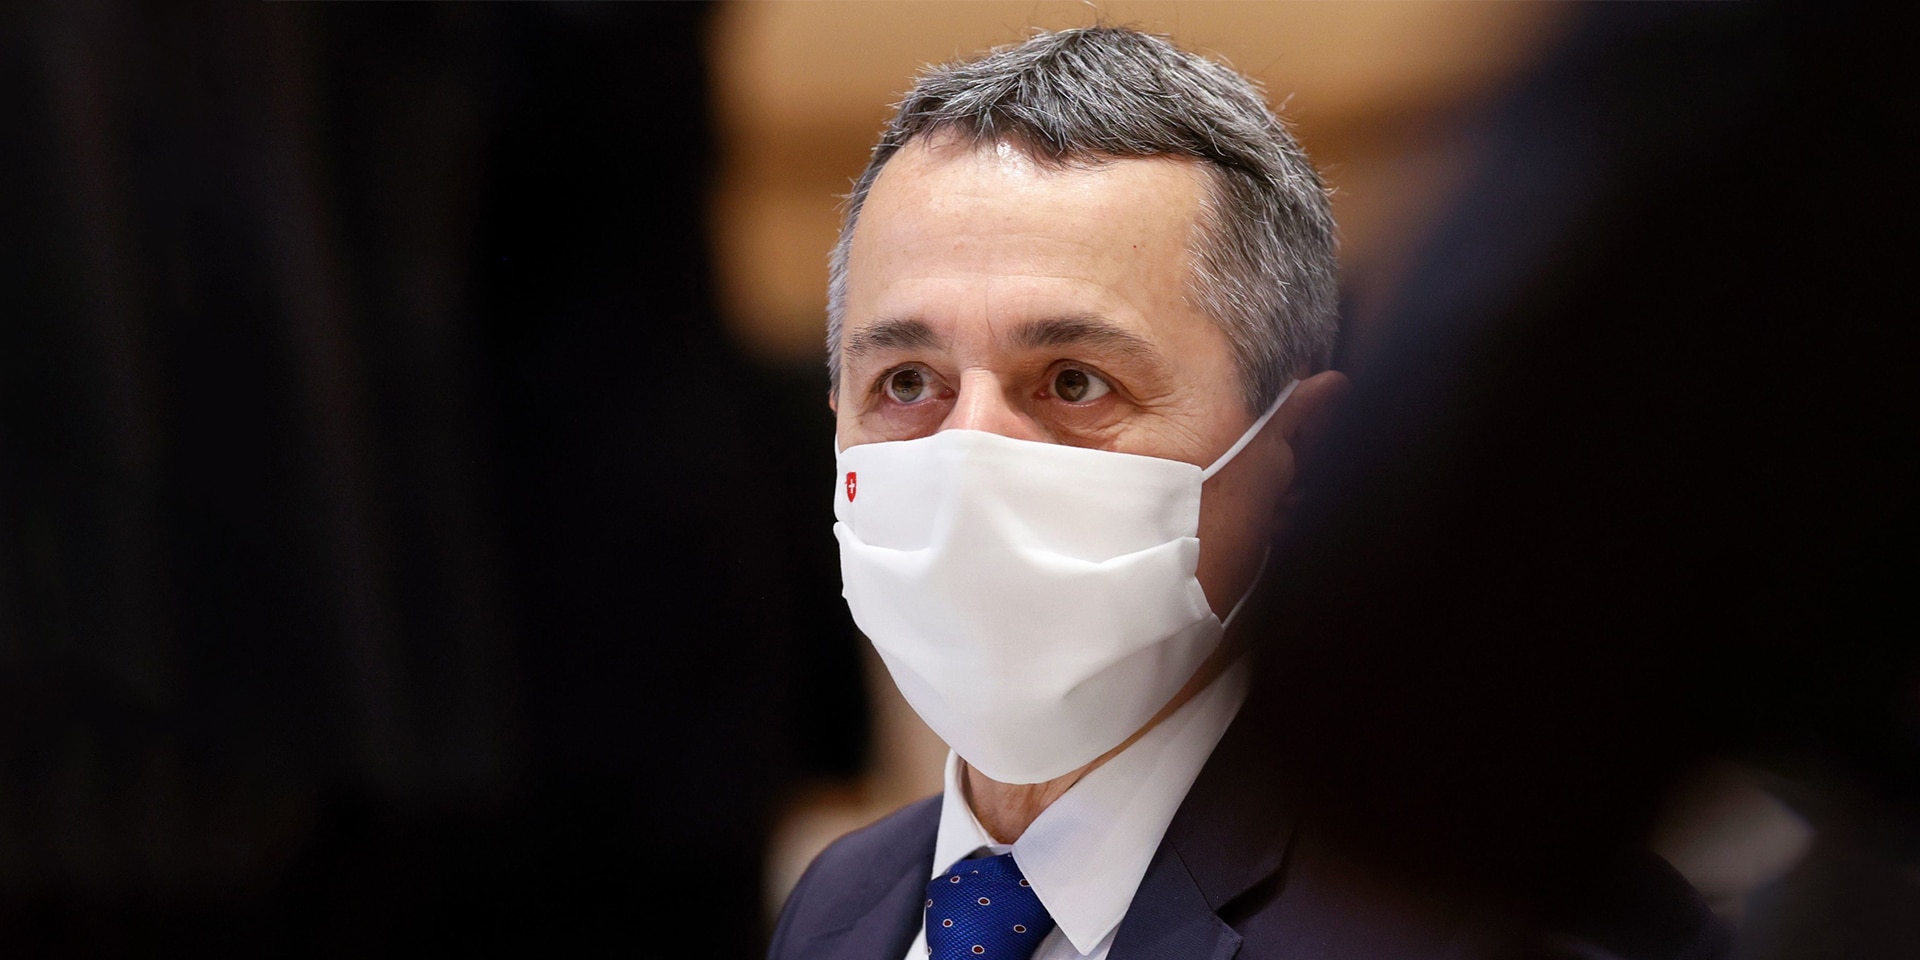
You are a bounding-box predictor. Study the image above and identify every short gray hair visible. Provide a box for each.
[825,25,1340,413]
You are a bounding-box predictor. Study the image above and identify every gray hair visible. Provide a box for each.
[825,24,1340,413]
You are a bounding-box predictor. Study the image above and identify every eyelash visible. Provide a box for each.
[866,362,1118,406]
[872,364,940,404]
[1044,363,1113,403]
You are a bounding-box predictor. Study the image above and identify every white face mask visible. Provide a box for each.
[832,381,1295,784]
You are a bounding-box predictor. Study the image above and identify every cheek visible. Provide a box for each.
[872,400,951,439]
[838,386,958,445]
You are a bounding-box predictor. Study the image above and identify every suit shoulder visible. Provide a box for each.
[805,794,943,878]
[766,795,940,959]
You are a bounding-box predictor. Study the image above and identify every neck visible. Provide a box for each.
[963,763,1083,844]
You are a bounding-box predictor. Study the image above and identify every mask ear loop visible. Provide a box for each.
[1219,544,1272,630]
[1200,379,1298,481]
[1205,380,1296,628]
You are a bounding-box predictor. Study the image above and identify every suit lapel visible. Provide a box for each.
[1109,705,1301,960]
[1108,845,1244,960]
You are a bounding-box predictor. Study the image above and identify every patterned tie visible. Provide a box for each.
[924,852,1058,959]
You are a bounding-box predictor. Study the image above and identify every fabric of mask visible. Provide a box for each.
[832,381,1296,784]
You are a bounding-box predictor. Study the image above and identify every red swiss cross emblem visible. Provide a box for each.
[845,471,858,502]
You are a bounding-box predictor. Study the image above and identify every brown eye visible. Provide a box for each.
[1052,367,1110,403]
[884,368,927,403]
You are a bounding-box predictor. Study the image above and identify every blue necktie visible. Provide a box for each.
[924,852,1058,959]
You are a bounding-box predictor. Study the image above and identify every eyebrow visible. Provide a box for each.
[842,316,943,364]
[1010,314,1158,357]
[841,313,1174,379]
[1014,315,1177,386]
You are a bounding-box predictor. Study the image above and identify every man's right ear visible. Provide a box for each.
[1287,370,1350,467]
[1274,369,1352,514]
[827,385,839,413]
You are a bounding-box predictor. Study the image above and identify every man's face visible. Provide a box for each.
[832,134,1296,618]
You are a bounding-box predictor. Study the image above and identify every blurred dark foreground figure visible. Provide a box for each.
[1243,1,1915,957]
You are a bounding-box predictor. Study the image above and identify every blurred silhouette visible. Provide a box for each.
[1244,0,1915,956]
[0,2,859,956]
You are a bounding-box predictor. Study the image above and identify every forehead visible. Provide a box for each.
[842,136,1224,370]
[852,137,1209,284]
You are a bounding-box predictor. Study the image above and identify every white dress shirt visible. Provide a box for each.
[901,654,1250,960]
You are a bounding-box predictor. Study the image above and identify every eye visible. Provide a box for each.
[883,367,931,404]
[1051,366,1111,403]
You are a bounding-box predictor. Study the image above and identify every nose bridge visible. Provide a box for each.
[943,369,1041,440]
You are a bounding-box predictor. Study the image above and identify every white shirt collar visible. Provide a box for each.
[927,655,1250,956]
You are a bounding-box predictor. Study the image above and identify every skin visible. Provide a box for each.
[831,132,1349,843]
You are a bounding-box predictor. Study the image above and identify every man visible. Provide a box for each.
[768,25,1725,960]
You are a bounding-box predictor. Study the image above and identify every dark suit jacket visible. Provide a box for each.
[766,709,1733,960]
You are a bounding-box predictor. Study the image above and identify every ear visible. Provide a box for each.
[1274,369,1352,509]
[1280,369,1351,454]
[827,385,839,414]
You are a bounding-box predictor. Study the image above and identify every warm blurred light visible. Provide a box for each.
[705,0,1568,365]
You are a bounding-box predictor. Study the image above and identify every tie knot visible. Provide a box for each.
[924,853,1057,959]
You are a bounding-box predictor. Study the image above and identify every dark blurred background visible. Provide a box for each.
[0,1,1912,958]
[0,1,862,955]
